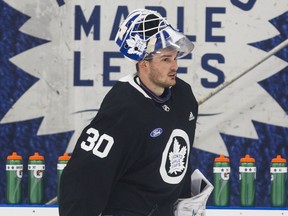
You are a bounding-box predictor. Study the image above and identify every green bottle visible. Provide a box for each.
[6,152,23,204]
[239,154,256,206]
[270,155,287,207]
[57,153,71,198]
[213,154,230,206]
[28,152,45,204]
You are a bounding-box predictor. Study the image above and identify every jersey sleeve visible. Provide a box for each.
[59,107,146,216]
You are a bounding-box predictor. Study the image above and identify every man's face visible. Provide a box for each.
[146,48,179,89]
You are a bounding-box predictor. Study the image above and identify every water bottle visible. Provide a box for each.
[239,154,256,206]
[28,152,45,204]
[57,153,71,198]
[270,155,287,207]
[213,154,230,206]
[6,152,23,204]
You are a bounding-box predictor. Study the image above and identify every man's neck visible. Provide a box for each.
[137,74,164,96]
[137,75,171,103]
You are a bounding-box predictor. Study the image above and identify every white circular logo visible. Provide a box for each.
[160,129,190,184]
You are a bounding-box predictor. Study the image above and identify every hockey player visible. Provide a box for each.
[59,9,212,216]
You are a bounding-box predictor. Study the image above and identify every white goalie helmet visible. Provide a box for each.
[115,9,194,62]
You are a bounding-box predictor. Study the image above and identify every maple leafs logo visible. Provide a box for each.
[126,34,146,56]
[168,138,187,175]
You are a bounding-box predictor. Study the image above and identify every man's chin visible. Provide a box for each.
[166,80,176,88]
[170,78,177,85]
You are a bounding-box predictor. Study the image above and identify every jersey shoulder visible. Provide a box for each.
[97,76,154,125]
[175,77,193,91]
[174,78,197,100]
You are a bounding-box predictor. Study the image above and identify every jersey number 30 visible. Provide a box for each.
[80,127,114,158]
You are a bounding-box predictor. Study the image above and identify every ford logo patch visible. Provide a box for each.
[150,128,163,138]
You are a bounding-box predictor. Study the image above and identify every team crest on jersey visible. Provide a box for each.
[168,138,187,174]
[160,129,190,184]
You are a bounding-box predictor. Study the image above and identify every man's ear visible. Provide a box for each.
[138,60,148,69]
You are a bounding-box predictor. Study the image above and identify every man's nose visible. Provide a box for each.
[172,60,178,71]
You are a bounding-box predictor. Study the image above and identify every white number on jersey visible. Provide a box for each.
[80,127,114,158]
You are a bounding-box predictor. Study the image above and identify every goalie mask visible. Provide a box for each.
[115,9,194,62]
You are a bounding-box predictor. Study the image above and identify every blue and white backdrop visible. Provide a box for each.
[0,0,287,206]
